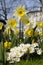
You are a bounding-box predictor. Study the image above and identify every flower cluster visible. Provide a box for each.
[0,5,43,64]
[7,43,42,63]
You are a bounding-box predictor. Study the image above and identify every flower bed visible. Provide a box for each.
[0,5,43,64]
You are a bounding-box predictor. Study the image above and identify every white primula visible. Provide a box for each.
[37,48,42,55]
[25,44,30,49]
[19,44,29,53]
[19,43,25,48]
[14,57,20,62]
[9,60,14,63]
[7,53,11,61]
[29,46,35,53]
[31,43,38,48]
[16,52,24,58]
[9,57,20,63]
[7,43,42,63]
[10,47,18,52]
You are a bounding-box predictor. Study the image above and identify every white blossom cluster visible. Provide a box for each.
[7,43,42,63]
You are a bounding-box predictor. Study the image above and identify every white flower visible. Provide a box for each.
[29,46,35,53]
[20,43,25,47]
[16,52,24,58]
[20,44,29,53]
[37,48,42,55]
[25,44,31,48]
[9,60,14,63]
[7,53,11,61]
[14,57,20,62]
[9,57,20,63]
[10,47,18,52]
[31,43,38,48]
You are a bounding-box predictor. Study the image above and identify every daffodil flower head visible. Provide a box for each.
[25,29,33,37]
[14,29,19,35]
[20,14,30,25]
[13,5,28,19]
[37,21,43,28]
[4,41,12,49]
[7,18,17,29]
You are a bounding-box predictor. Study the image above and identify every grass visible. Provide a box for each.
[0,41,43,65]
[6,53,43,65]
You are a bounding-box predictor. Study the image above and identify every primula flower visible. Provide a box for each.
[37,48,42,55]
[14,57,20,62]
[31,43,38,48]
[0,22,3,30]
[29,46,35,53]
[7,18,17,29]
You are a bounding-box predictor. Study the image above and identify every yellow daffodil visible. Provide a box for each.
[7,18,17,29]
[4,41,12,49]
[4,41,8,49]
[20,15,30,25]
[25,29,33,37]
[14,5,27,18]
[8,42,12,49]
[37,21,43,27]
[14,29,19,35]
[0,22,3,30]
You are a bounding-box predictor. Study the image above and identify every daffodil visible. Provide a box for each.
[25,29,33,37]
[7,18,17,29]
[14,5,28,18]
[0,22,3,30]
[4,41,8,49]
[37,21,43,28]
[20,15,30,25]
[4,41,12,49]
[14,29,19,35]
